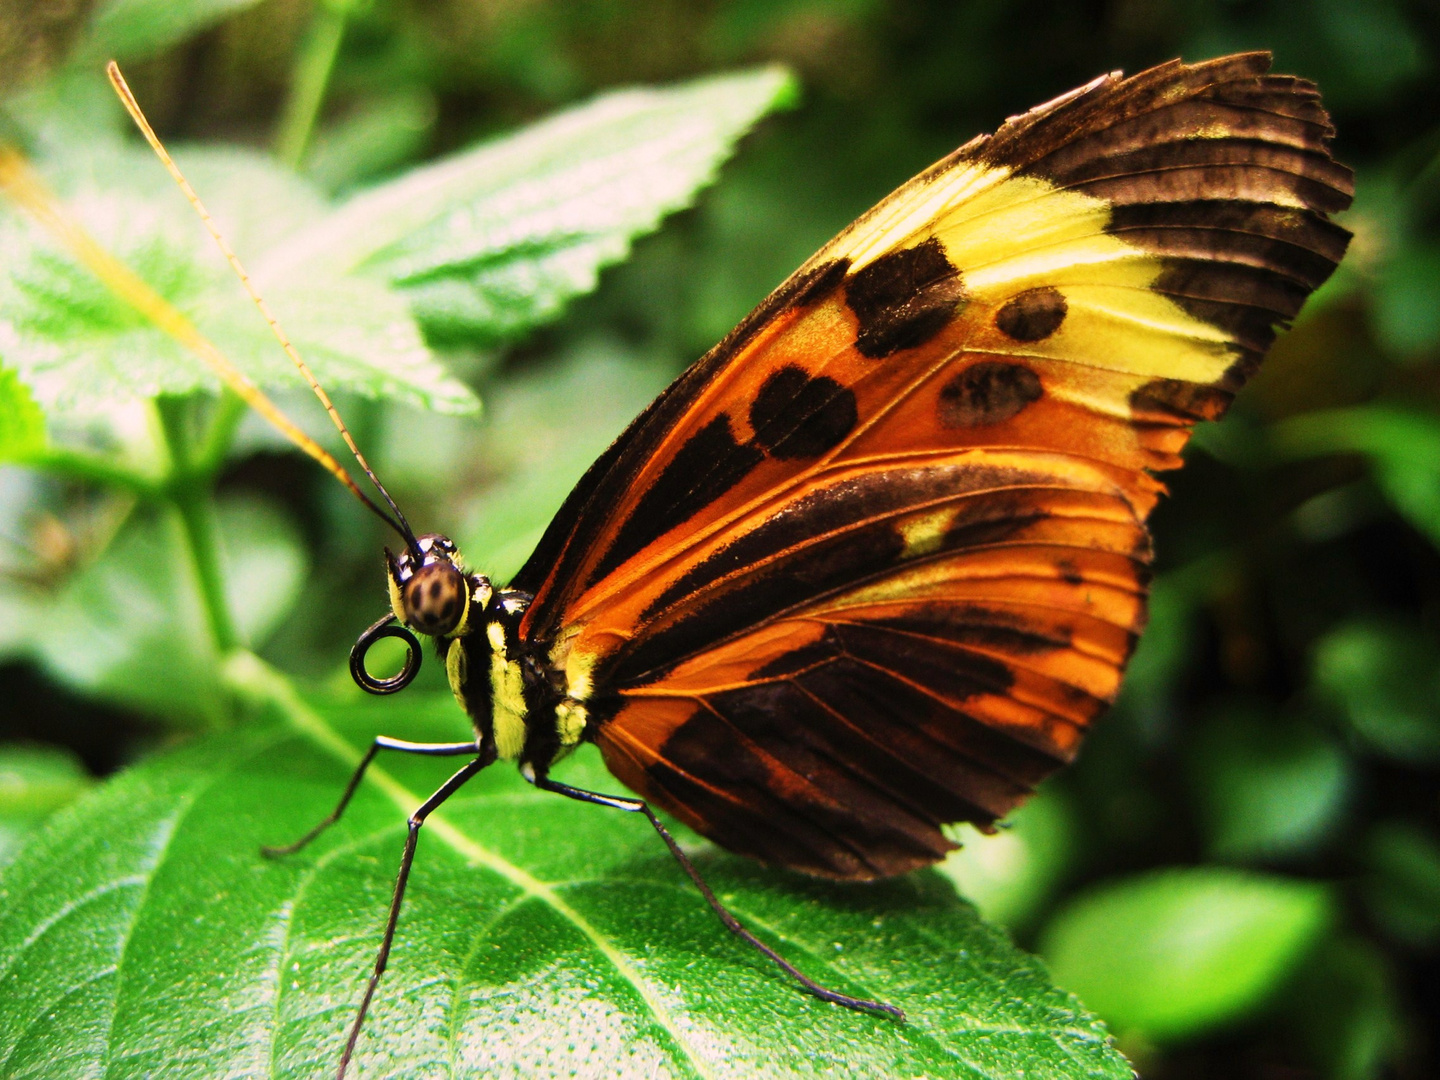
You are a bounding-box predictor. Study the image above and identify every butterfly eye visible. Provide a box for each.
[402,561,467,636]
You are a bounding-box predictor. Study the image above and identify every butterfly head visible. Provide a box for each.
[386,533,485,638]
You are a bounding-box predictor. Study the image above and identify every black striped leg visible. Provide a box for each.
[262,737,480,858]
[338,755,491,1080]
[531,773,905,1021]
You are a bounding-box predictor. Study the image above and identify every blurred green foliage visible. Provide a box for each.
[1040,868,1334,1045]
[0,0,1437,1077]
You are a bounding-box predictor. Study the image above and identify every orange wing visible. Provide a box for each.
[510,53,1353,879]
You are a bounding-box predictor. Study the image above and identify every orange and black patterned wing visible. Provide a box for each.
[510,54,1353,879]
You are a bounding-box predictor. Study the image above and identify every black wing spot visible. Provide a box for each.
[938,361,1042,427]
[995,286,1067,341]
[846,238,967,359]
[749,366,858,460]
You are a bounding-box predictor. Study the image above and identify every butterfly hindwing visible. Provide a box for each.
[593,453,1150,878]
[512,53,1353,879]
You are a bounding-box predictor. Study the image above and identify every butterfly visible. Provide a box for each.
[85,51,1352,1076]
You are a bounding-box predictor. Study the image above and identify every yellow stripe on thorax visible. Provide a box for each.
[387,572,404,624]
[487,620,527,761]
[444,638,467,714]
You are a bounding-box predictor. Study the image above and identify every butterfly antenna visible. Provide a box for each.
[0,147,410,546]
[105,61,421,556]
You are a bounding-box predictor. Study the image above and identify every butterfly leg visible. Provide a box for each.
[338,753,491,1079]
[531,772,905,1021]
[262,736,480,858]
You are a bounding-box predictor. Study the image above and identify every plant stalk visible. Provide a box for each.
[275,0,349,169]
[156,397,240,658]
[196,390,248,476]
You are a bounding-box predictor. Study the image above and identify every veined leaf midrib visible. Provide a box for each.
[8,964,120,1077]
[268,675,721,1080]
[387,234,595,287]
[445,893,530,1074]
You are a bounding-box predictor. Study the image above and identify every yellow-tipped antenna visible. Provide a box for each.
[101,60,420,553]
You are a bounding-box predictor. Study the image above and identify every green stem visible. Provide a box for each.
[195,390,248,477]
[157,398,240,658]
[275,1,348,169]
[174,488,239,654]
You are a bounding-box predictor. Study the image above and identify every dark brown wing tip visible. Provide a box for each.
[970,53,1353,397]
[978,51,1345,179]
[961,51,1350,194]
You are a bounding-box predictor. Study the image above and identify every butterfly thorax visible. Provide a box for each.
[443,590,595,768]
[385,534,589,771]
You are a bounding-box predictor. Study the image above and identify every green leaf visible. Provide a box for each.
[0,145,477,417]
[1190,703,1351,862]
[4,67,789,417]
[0,688,1131,1079]
[219,496,309,649]
[1283,937,1403,1080]
[1363,821,1440,948]
[1306,0,1431,110]
[0,362,45,463]
[1313,619,1440,764]
[25,507,225,727]
[1272,406,1440,549]
[271,67,799,345]
[79,0,267,63]
[1372,242,1440,360]
[1040,868,1332,1044]
[0,744,89,871]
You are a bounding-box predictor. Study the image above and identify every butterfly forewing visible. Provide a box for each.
[511,53,1353,879]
